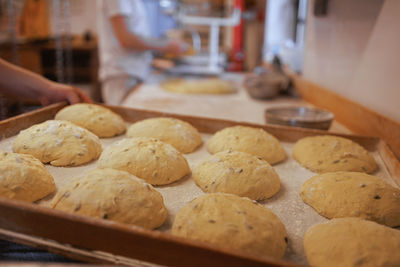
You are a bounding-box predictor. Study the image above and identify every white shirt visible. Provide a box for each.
[97,0,153,81]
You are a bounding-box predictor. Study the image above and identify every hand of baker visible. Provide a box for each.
[163,40,188,57]
[39,81,93,106]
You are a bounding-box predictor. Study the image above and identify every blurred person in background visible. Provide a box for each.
[97,0,187,105]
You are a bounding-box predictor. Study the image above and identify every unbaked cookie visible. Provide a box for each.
[55,103,126,138]
[193,150,280,200]
[161,78,236,94]
[293,135,377,173]
[172,193,287,259]
[13,120,102,166]
[97,137,190,185]
[207,126,286,165]
[0,151,55,202]
[127,117,202,153]
[304,218,400,267]
[300,171,400,227]
[51,168,167,229]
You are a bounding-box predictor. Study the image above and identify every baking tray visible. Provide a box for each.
[0,102,398,267]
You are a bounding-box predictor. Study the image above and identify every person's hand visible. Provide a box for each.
[39,81,92,106]
[163,40,188,58]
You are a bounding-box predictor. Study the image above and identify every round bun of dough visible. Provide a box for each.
[98,137,190,185]
[55,103,126,138]
[304,218,400,267]
[172,193,287,259]
[300,171,400,227]
[0,151,55,202]
[207,126,286,165]
[51,168,167,229]
[293,135,377,173]
[162,78,236,95]
[127,117,202,153]
[193,150,280,200]
[13,120,102,167]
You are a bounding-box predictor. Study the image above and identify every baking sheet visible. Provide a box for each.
[0,121,395,266]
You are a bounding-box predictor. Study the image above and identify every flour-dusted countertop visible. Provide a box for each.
[122,73,352,134]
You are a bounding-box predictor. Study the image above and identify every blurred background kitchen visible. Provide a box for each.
[0,0,399,130]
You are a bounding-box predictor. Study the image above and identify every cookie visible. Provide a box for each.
[127,117,202,153]
[13,120,102,166]
[300,171,400,227]
[0,151,55,202]
[97,137,190,185]
[304,218,400,267]
[55,103,126,138]
[193,150,280,200]
[293,135,377,173]
[51,168,167,229]
[207,126,286,165]
[172,193,287,259]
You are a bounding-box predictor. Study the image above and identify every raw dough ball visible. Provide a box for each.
[172,193,287,259]
[293,135,377,173]
[300,171,400,227]
[55,103,126,138]
[13,120,102,167]
[127,117,202,153]
[162,78,236,94]
[51,168,167,229]
[207,126,286,165]
[193,150,280,200]
[0,151,55,202]
[98,137,190,185]
[304,218,400,267]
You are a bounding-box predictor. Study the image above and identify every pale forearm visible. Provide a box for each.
[0,58,52,99]
[118,33,169,53]
[0,58,91,105]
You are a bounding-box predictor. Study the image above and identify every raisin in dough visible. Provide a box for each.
[193,150,280,200]
[13,120,102,166]
[300,171,400,227]
[98,137,190,185]
[51,168,167,229]
[0,151,55,202]
[207,126,286,165]
[293,135,377,173]
[127,117,202,153]
[55,103,126,138]
[172,193,287,259]
[304,218,400,267]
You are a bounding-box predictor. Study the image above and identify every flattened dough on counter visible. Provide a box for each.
[304,218,400,267]
[55,103,126,138]
[172,193,287,259]
[51,168,167,229]
[293,135,377,173]
[13,120,102,167]
[207,125,286,165]
[193,150,280,200]
[300,171,400,227]
[161,78,236,95]
[127,117,202,153]
[0,151,55,202]
[97,137,190,185]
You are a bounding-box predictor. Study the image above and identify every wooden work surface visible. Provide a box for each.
[121,73,352,135]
